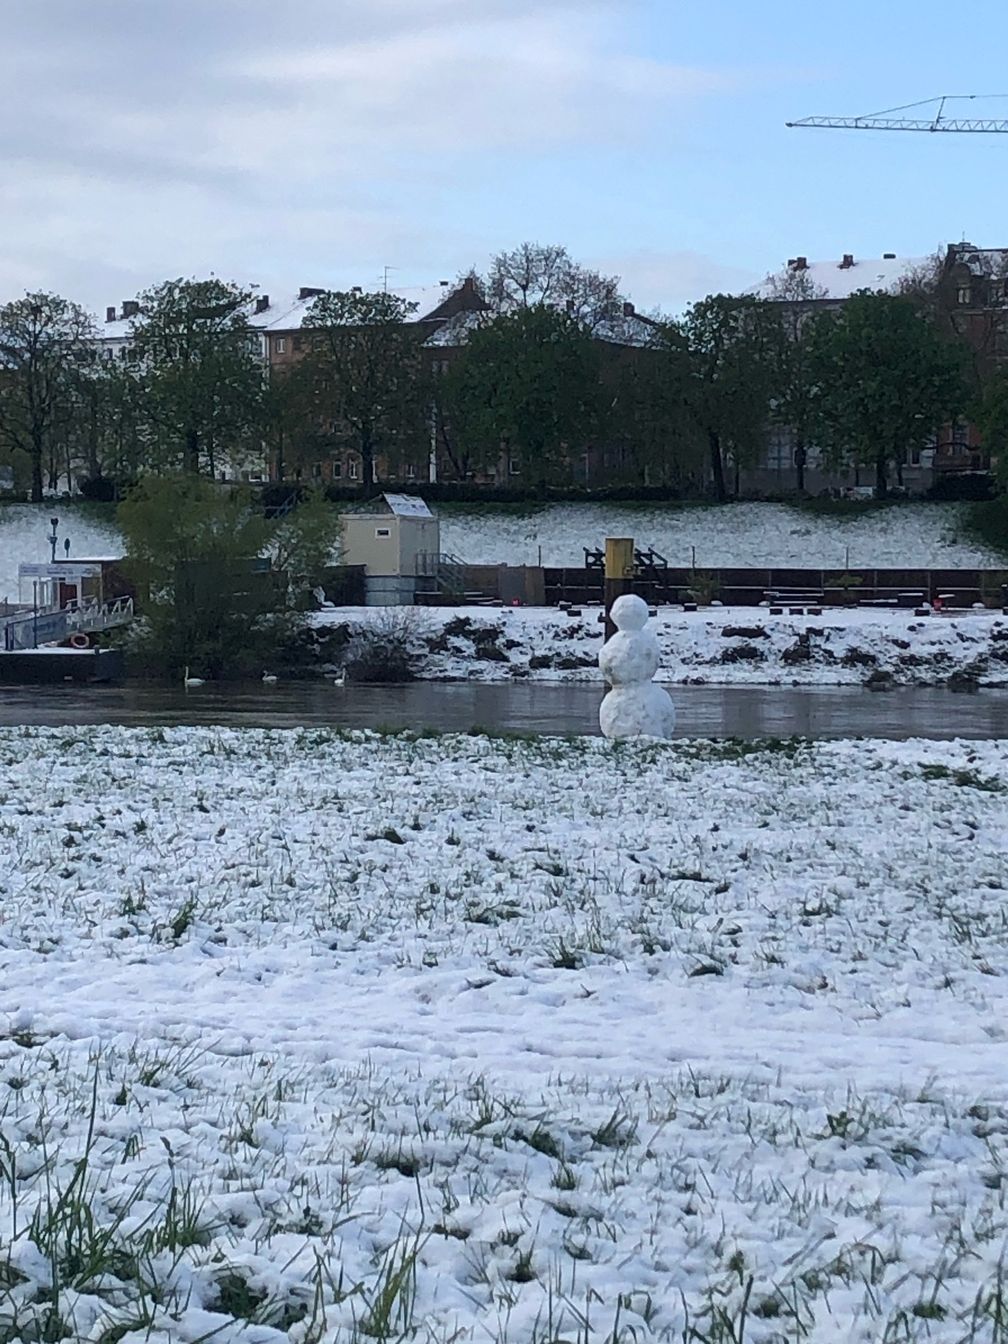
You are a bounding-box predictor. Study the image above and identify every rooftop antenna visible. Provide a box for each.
[787,93,1008,134]
[382,265,399,292]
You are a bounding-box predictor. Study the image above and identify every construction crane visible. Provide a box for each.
[787,94,1008,134]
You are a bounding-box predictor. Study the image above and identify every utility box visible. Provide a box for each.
[340,493,440,606]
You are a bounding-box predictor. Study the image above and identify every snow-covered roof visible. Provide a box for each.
[383,493,433,518]
[752,255,923,302]
[946,245,1008,277]
[97,283,464,342]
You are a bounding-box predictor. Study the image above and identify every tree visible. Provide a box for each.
[807,291,969,497]
[127,277,266,476]
[0,292,96,501]
[608,323,702,487]
[681,295,781,501]
[482,243,623,333]
[764,268,828,493]
[118,475,338,678]
[299,290,429,490]
[446,306,605,489]
[977,367,1008,483]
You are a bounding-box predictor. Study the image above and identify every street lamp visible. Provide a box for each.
[48,517,59,563]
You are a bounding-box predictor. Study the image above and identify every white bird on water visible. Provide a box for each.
[262,671,278,684]
[183,666,205,688]
[331,669,346,687]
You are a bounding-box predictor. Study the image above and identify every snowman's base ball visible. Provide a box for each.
[600,683,676,740]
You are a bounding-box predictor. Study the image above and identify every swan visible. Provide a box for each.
[330,669,346,687]
[262,671,278,684]
[183,666,205,688]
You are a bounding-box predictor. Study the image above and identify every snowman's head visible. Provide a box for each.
[610,593,649,632]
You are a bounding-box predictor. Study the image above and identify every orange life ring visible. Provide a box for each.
[69,632,90,649]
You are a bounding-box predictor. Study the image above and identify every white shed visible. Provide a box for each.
[340,493,441,605]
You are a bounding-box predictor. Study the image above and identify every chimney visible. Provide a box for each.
[298,286,324,300]
[839,253,855,269]
[439,280,450,288]
[789,256,808,271]
[351,285,362,295]
[121,300,139,319]
[622,301,636,318]
[254,295,270,314]
[105,306,116,323]
[883,252,896,260]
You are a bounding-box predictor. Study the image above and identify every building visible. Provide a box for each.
[94,278,489,485]
[339,493,440,605]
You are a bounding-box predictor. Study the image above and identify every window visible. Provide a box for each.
[105,348,114,361]
[331,461,342,479]
[508,457,521,475]
[348,460,359,480]
[312,463,322,479]
[375,527,391,538]
[274,336,287,354]
[957,286,972,306]
[405,463,417,480]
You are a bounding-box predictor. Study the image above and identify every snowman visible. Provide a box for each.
[599,594,676,740]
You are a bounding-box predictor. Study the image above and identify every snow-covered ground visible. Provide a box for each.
[0,504,123,603]
[2,726,1008,1342]
[438,501,1003,568]
[1,501,1002,604]
[318,603,1008,687]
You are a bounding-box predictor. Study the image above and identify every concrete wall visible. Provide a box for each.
[364,575,419,606]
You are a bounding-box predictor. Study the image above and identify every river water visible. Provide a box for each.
[0,680,1007,739]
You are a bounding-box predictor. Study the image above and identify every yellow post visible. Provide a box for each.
[604,537,634,640]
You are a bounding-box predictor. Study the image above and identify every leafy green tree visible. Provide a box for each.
[127,278,266,476]
[764,268,828,493]
[978,367,1008,485]
[0,292,96,501]
[447,306,605,489]
[681,295,781,501]
[807,291,969,497]
[118,475,338,678]
[608,323,702,487]
[299,290,429,490]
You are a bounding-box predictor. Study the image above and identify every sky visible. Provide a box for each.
[2,0,1007,319]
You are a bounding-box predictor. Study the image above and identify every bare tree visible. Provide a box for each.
[482,243,623,333]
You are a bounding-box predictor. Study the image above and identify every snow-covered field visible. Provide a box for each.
[2,726,1008,1342]
[438,501,1003,568]
[0,501,1002,604]
[320,603,1008,687]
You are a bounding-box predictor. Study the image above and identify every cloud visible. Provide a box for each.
[0,1,745,310]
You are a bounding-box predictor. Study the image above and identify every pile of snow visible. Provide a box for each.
[439,501,1001,568]
[318,603,1008,687]
[1,726,1008,1341]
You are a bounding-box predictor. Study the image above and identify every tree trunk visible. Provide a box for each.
[794,442,807,494]
[183,427,199,474]
[875,453,888,499]
[30,446,43,503]
[708,430,726,501]
[360,426,374,495]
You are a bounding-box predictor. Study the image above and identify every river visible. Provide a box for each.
[0,680,1006,738]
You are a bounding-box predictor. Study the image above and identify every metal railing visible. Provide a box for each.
[1,596,134,652]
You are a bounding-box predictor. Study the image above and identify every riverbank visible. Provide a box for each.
[1,726,1007,1341]
[316,602,1008,688]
